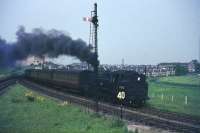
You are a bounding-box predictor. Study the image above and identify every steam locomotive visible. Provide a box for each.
[25,69,148,107]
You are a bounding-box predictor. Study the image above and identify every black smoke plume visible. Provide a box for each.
[0,26,98,67]
[0,38,16,67]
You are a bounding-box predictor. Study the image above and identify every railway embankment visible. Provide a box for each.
[0,84,131,133]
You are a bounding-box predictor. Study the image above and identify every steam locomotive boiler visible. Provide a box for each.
[25,69,148,107]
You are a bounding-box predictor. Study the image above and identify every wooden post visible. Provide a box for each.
[120,103,123,120]
[185,96,188,105]
[171,96,174,102]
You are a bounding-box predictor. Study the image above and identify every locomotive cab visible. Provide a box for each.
[111,71,148,107]
[98,70,148,107]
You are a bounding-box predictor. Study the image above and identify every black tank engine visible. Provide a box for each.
[25,69,148,107]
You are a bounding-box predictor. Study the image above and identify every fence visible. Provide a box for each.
[150,93,189,105]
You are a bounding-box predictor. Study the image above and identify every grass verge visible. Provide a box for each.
[158,75,200,86]
[148,75,200,117]
[0,84,132,133]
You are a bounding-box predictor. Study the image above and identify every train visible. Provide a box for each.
[25,69,148,107]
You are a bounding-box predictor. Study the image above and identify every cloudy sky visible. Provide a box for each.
[0,0,200,65]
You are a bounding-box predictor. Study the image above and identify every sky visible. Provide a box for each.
[0,0,200,65]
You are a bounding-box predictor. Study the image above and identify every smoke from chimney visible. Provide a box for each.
[0,26,98,68]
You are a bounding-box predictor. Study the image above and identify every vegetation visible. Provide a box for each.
[0,84,131,133]
[0,67,25,78]
[191,60,200,73]
[195,62,200,73]
[158,75,200,86]
[148,75,200,117]
[175,64,188,75]
[0,68,13,78]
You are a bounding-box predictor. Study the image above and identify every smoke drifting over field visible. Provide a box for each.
[0,26,97,67]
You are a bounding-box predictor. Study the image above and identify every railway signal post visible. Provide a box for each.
[88,3,99,112]
[93,3,99,113]
[117,86,125,119]
[84,3,99,112]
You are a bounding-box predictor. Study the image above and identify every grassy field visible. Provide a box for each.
[158,75,200,86]
[148,75,200,117]
[0,84,131,133]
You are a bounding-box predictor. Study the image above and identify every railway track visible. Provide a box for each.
[0,78,17,95]
[130,106,200,127]
[20,79,200,133]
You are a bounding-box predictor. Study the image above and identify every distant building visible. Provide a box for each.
[188,60,196,73]
[27,58,198,76]
[159,60,199,74]
[16,56,43,66]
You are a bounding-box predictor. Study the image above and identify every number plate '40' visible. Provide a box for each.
[117,91,125,100]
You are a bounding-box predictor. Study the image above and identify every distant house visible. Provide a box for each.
[16,56,43,66]
[159,60,200,74]
[188,60,196,73]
